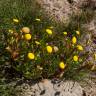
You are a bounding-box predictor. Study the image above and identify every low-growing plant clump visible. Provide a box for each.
[0,16,88,80]
[0,0,94,82]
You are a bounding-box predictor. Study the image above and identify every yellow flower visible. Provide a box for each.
[59,62,66,69]
[35,18,41,21]
[21,27,30,33]
[72,36,77,44]
[35,41,41,45]
[13,18,19,23]
[46,46,53,53]
[73,55,78,61]
[77,45,83,51]
[24,34,32,40]
[27,52,35,60]
[53,46,59,52]
[76,31,80,35]
[46,29,52,35]
[63,32,67,35]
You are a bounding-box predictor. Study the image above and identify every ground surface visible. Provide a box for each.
[7,75,96,96]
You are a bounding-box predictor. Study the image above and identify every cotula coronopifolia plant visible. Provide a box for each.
[3,18,87,80]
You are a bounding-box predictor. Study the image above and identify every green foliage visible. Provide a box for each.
[0,79,15,96]
[0,0,89,80]
[0,0,93,95]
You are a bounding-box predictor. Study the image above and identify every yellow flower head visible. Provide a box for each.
[72,36,77,44]
[24,34,32,40]
[63,32,67,35]
[59,62,66,69]
[13,18,19,23]
[35,18,41,21]
[22,27,30,33]
[35,41,41,45]
[73,55,78,61]
[27,52,35,60]
[46,45,53,53]
[46,29,52,35]
[77,45,83,51]
[76,31,80,35]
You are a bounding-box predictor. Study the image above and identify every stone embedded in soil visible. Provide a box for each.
[15,79,83,96]
[36,0,96,26]
[36,0,72,26]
